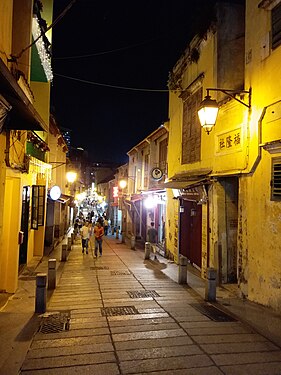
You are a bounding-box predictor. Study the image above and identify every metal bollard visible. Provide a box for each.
[178,255,188,284]
[116,228,119,239]
[35,273,47,313]
[48,259,56,290]
[61,244,68,261]
[121,231,125,243]
[144,242,151,259]
[205,267,217,302]
[71,233,74,244]
[67,237,72,251]
[131,235,136,250]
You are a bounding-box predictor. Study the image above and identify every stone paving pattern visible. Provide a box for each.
[20,237,281,374]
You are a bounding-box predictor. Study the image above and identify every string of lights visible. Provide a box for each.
[54,73,176,93]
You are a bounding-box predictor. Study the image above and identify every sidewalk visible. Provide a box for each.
[1,234,281,374]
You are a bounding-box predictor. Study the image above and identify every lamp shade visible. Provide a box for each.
[198,95,219,134]
[66,171,77,183]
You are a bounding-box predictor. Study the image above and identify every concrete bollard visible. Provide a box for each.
[48,259,56,290]
[131,235,136,250]
[61,244,68,261]
[178,255,188,284]
[205,267,217,302]
[71,233,74,244]
[67,237,72,251]
[35,273,47,313]
[144,242,151,259]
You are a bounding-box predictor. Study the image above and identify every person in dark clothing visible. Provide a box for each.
[147,222,158,259]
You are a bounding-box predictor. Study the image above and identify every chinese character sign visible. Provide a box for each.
[217,128,241,154]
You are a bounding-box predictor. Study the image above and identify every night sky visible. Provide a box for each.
[51,0,234,163]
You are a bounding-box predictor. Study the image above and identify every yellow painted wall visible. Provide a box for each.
[0,175,21,293]
[0,0,13,64]
[239,0,281,310]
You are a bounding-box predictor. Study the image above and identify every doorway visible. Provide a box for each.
[179,199,202,269]
[218,177,238,284]
[19,186,30,269]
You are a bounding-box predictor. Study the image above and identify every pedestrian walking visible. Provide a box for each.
[147,222,158,259]
[80,221,90,254]
[88,221,94,251]
[94,221,104,257]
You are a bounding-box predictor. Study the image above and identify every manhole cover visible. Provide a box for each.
[111,270,131,275]
[190,303,237,322]
[90,266,109,270]
[39,311,71,333]
[127,290,160,298]
[101,306,139,316]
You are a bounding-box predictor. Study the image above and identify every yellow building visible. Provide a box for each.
[0,0,54,293]
[166,0,281,311]
[241,0,281,310]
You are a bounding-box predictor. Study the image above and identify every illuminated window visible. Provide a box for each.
[31,185,45,229]
[271,158,281,200]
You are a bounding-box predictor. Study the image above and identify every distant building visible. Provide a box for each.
[60,127,72,156]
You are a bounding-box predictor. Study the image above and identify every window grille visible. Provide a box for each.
[271,158,281,200]
[272,3,281,49]
[31,185,45,229]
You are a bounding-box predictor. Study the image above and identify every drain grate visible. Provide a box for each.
[101,306,139,316]
[39,311,71,333]
[190,303,237,322]
[90,266,109,270]
[127,290,160,298]
[111,270,131,275]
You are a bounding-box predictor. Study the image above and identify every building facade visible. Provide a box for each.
[165,0,281,311]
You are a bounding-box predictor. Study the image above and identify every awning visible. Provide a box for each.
[163,179,207,189]
[48,194,73,204]
[57,194,72,204]
[0,59,48,132]
[130,194,143,202]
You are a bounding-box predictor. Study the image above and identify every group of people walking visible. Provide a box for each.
[74,217,105,257]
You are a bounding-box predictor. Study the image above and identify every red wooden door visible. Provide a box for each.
[179,200,202,268]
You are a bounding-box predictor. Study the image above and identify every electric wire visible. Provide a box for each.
[54,73,177,93]
[13,0,77,60]
[53,36,162,60]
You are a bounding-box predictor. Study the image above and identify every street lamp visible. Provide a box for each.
[198,88,251,134]
[119,179,127,189]
[66,171,77,183]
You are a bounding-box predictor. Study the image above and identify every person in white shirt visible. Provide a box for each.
[80,221,90,254]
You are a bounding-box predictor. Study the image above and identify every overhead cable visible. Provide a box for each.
[53,36,161,60]
[12,0,77,60]
[54,73,172,92]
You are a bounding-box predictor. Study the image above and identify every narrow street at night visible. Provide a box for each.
[1,233,281,374]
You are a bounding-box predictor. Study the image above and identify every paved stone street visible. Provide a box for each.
[19,236,281,374]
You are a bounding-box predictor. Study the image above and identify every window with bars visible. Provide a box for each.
[272,2,281,49]
[31,185,45,229]
[271,158,281,200]
[182,88,202,164]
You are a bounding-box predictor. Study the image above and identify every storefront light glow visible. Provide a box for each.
[144,196,157,209]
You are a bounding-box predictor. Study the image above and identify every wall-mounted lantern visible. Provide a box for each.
[198,88,251,134]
